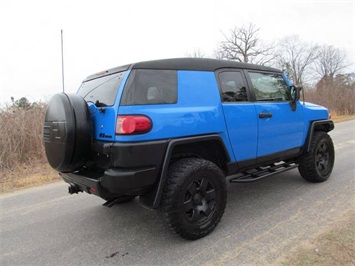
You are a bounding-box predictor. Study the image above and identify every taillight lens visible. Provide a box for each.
[116,115,152,135]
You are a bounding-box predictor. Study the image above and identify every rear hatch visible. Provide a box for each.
[77,70,129,141]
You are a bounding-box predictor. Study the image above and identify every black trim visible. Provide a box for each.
[90,140,168,168]
[84,59,280,80]
[215,69,253,103]
[60,140,169,199]
[109,140,168,168]
[147,135,230,209]
[226,147,302,176]
[305,120,334,152]
[256,147,301,165]
[229,161,298,183]
[60,172,102,196]
[132,58,280,72]
[243,69,257,102]
[243,69,293,104]
[60,166,157,199]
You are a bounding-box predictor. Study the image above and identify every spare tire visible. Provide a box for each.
[43,93,92,173]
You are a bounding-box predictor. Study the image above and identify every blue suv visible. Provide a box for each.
[44,58,335,240]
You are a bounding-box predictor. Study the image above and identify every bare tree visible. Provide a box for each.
[186,49,206,58]
[216,23,276,65]
[314,45,347,82]
[276,35,319,85]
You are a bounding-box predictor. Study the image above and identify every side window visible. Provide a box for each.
[77,71,126,106]
[219,71,248,102]
[248,72,291,102]
[121,69,177,105]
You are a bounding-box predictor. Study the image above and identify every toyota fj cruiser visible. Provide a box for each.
[44,58,334,240]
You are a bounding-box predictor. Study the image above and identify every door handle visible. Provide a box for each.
[259,112,273,118]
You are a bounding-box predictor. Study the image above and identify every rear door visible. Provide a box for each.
[217,70,258,163]
[245,71,305,159]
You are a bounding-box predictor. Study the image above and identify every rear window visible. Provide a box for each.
[120,69,177,105]
[77,71,126,106]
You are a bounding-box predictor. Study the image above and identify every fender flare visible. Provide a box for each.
[305,120,334,152]
[147,134,231,209]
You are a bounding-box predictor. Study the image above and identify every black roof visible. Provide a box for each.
[132,58,280,72]
[84,58,280,81]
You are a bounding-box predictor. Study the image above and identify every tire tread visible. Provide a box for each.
[298,131,334,182]
[160,158,227,240]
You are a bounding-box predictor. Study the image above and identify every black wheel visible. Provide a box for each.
[160,158,227,240]
[298,131,335,182]
[43,93,92,173]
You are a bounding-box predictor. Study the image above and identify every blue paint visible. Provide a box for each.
[282,72,293,86]
[254,102,305,157]
[89,70,131,142]
[115,71,234,154]
[85,66,330,163]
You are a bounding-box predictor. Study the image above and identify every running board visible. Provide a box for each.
[229,161,298,183]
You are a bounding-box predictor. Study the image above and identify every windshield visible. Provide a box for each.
[77,71,126,106]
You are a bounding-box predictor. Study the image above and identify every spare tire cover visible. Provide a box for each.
[43,93,92,173]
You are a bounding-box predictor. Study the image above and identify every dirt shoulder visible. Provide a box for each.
[332,114,355,123]
[0,163,60,193]
[272,207,355,266]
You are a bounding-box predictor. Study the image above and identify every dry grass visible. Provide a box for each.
[0,103,59,193]
[273,208,355,266]
[0,104,46,171]
[0,163,60,193]
[331,114,355,123]
[305,78,355,116]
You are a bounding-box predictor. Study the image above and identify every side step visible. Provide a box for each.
[229,161,298,183]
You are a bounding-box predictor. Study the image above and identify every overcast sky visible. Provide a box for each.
[0,0,354,105]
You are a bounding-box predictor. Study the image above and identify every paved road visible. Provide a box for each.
[1,120,354,265]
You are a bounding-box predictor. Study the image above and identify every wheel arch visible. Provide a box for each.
[139,135,231,209]
[305,119,334,152]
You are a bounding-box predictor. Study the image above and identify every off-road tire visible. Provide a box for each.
[298,131,335,182]
[160,158,227,240]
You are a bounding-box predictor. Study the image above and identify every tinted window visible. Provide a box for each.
[249,72,291,102]
[219,71,248,102]
[77,71,126,106]
[121,69,177,105]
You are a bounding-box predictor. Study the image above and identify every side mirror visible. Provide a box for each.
[289,85,302,111]
[290,85,301,102]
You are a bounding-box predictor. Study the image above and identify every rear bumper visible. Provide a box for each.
[60,139,168,199]
[60,166,158,199]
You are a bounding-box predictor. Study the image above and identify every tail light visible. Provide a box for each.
[116,115,152,135]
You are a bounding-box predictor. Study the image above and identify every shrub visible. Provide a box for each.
[0,104,47,171]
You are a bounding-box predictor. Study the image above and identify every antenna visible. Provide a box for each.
[61,29,65,93]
